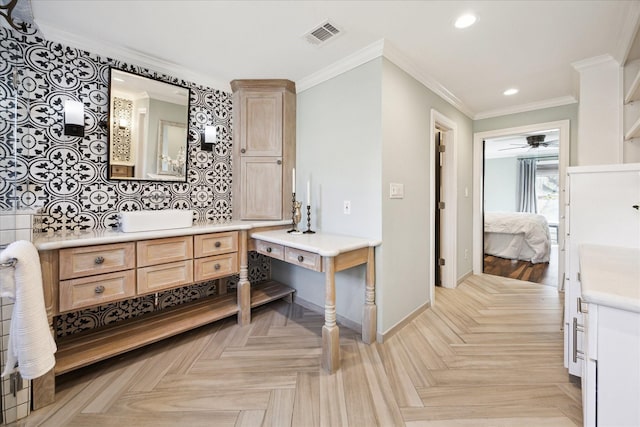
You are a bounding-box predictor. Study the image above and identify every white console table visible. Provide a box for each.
[249,230,381,373]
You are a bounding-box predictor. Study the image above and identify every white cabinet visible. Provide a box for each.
[564,164,640,377]
[582,303,640,426]
[579,245,640,426]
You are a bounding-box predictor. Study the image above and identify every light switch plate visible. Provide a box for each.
[389,183,404,199]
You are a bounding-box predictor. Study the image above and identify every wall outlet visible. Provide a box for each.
[343,200,351,215]
[464,249,469,259]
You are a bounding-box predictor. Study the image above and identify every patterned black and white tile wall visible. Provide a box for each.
[0,25,233,230]
[1,25,273,336]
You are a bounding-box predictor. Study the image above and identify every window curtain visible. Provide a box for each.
[517,158,537,213]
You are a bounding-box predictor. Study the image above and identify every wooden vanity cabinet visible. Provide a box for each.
[231,79,296,220]
[34,226,294,410]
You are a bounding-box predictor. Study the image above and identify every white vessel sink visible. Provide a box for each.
[119,209,193,233]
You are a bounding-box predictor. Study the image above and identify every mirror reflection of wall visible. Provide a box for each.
[108,68,190,182]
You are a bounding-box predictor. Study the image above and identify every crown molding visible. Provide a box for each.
[571,54,619,72]
[295,40,385,92]
[618,1,640,64]
[381,41,474,118]
[296,39,474,118]
[473,96,577,120]
[36,21,231,92]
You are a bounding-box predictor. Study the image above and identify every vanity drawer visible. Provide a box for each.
[194,253,238,281]
[137,260,193,294]
[285,247,322,272]
[137,236,193,267]
[255,240,284,260]
[59,270,136,312]
[59,243,135,280]
[194,232,238,258]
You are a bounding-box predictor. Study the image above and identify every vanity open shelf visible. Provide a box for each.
[54,280,293,375]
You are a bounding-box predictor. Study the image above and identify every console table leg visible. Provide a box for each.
[322,256,340,372]
[238,230,251,326]
[362,246,377,344]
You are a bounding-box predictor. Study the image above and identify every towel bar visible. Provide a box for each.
[0,258,17,269]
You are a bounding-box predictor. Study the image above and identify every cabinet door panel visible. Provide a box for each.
[194,253,238,281]
[137,260,193,294]
[194,232,238,258]
[240,91,283,156]
[59,243,135,280]
[241,157,283,220]
[137,236,193,267]
[59,270,136,312]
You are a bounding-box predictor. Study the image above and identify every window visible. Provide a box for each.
[535,159,559,241]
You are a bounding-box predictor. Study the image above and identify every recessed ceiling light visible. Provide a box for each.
[503,88,519,96]
[454,14,477,29]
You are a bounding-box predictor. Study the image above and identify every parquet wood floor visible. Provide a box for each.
[18,274,580,426]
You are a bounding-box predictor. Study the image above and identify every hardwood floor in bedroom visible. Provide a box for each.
[20,274,581,427]
[484,245,558,287]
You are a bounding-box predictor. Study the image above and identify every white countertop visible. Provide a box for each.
[250,229,381,257]
[33,220,291,250]
[579,244,640,313]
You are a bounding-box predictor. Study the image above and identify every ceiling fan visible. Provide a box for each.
[498,134,559,151]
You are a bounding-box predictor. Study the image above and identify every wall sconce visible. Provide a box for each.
[201,125,216,152]
[64,100,85,137]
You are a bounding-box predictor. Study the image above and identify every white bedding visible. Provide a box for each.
[484,212,551,264]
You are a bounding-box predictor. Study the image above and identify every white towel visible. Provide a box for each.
[0,241,56,380]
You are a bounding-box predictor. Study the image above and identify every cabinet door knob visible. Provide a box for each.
[215,241,222,248]
[94,256,105,265]
[95,285,105,294]
[214,263,221,270]
[297,255,304,262]
[241,148,246,154]
[277,160,282,165]
[266,247,272,253]
[633,204,639,210]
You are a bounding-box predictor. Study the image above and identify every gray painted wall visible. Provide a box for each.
[380,59,473,331]
[484,157,518,212]
[273,57,473,335]
[272,58,383,327]
[473,104,579,165]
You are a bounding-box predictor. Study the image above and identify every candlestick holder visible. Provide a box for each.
[287,193,302,234]
[303,205,315,234]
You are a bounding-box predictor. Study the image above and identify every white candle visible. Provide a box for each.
[292,168,296,193]
[306,180,311,206]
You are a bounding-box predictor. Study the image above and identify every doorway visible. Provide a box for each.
[429,109,458,303]
[482,131,560,286]
[472,120,569,290]
[434,130,443,286]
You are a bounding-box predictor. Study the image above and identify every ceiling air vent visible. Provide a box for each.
[304,20,342,46]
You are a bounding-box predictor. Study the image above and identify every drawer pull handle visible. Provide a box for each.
[266,247,272,253]
[214,264,221,270]
[215,241,222,248]
[95,285,105,294]
[297,255,304,262]
[94,256,105,265]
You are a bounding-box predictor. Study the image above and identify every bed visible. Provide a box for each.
[484,212,551,264]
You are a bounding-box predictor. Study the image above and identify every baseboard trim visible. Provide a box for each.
[293,296,362,334]
[457,270,473,285]
[377,301,431,343]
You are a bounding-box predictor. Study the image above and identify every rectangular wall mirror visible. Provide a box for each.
[107,68,190,182]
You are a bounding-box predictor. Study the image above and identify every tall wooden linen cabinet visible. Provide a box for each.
[231,79,296,220]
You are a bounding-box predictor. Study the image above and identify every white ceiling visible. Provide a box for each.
[29,0,640,119]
